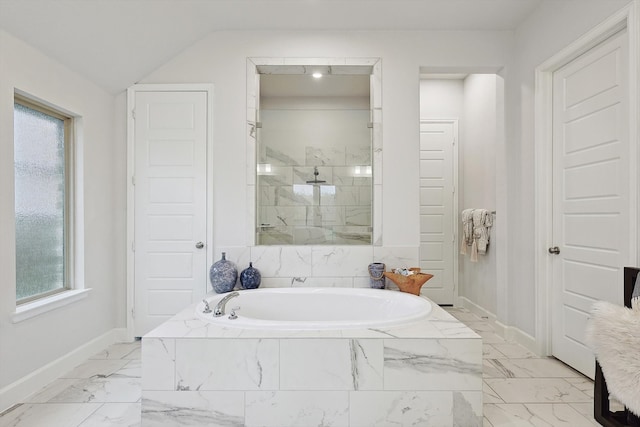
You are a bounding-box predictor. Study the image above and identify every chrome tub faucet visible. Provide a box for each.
[213,291,239,317]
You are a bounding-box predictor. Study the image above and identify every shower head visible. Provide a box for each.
[306,166,327,184]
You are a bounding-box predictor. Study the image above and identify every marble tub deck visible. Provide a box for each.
[142,294,483,426]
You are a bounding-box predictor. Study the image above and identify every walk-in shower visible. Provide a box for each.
[252,66,373,245]
[254,67,373,245]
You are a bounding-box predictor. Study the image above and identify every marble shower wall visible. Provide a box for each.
[257,108,372,245]
[215,245,423,290]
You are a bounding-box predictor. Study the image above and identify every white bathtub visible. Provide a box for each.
[197,287,432,330]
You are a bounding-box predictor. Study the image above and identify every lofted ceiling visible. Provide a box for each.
[0,0,543,93]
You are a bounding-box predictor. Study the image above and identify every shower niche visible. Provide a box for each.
[248,59,381,246]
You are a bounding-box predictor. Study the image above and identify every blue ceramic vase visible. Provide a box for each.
[240,262,261,289]
[368,262,386,289]
[210,252,238,293]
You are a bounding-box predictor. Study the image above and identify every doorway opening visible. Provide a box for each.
[418,71,506,311]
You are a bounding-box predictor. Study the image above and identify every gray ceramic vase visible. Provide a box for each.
[209,252,238,293]
[240,262,261,289]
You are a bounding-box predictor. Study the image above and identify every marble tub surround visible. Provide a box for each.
[141,297,483,426]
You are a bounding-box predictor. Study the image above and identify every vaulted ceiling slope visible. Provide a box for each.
[0,0,542,93]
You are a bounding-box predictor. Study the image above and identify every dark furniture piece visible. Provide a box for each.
[594,266,640,427]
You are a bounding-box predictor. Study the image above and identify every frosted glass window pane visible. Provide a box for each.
[14,102,66,300]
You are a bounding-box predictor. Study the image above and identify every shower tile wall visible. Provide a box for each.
[257,108,372,245]
[214,246,424,292]
[258,162,372,245]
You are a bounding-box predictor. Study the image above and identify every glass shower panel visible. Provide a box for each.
[256,108,372,245]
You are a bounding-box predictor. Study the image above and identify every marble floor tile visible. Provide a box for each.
[484,359,510,378]
[570,402,598,421]
[466,321,497,333]
[25,379,79,403]
[0,403,101,427]
[491,343,537,359]
[483,344,505,359]
[483,381,504,404]
[477,330,507,344]
[484,403,598,426]
[566,377,595,398]
[485,378,591,403]
[111,360,141,380]
[61,359,130,379]
[485,358,582,379]
[48,377,141,403]
[77,402,141,427]
[90,342,141,360]
[123,347,142,360]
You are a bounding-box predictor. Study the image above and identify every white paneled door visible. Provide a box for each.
[551,29,629,378]
[133,90,209,337]
[419,120,457,304]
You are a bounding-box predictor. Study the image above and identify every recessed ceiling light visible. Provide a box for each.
[312,72,323,79]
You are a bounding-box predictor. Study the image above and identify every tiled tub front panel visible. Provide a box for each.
[142,336,482,426]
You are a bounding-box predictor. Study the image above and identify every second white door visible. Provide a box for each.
[419,120,457,304]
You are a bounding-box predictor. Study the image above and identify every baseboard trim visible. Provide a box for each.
[458,296,539,355]
[0,328,127,413]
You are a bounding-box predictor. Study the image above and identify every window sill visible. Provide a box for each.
[11,289,92,323]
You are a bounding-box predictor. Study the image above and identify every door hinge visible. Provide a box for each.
[131,176,135,186]
[452,186,456,194]
[131,241,135,252]
[131,109,136,120]
[131,307,135,319]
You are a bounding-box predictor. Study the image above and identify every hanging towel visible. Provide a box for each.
[460,209,475,255]
[471,209,493,262]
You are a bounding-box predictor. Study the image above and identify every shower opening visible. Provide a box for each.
[255,67,373,245]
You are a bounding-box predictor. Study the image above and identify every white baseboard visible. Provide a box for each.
[458,296,540,356]
[0,328,129,413]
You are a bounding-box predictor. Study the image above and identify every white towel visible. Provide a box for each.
[471,209,493,262]
[460,209,474,255]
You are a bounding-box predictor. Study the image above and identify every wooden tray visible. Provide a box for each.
[383,272,434,295]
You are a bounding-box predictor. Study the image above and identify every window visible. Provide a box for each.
[14,96,74,303]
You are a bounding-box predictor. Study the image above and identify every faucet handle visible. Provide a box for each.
[228,306,241,320]
[202,299,211,314]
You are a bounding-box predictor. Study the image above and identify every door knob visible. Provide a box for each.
[195,242,204,249]
[548,246,560,255]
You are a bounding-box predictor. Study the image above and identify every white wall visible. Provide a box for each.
[505,0,632,336]
[460,74,498,313]
[419,79,464,119]
[0,30,119,401]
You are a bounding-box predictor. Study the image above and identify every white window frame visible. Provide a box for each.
[11,91,89,323]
